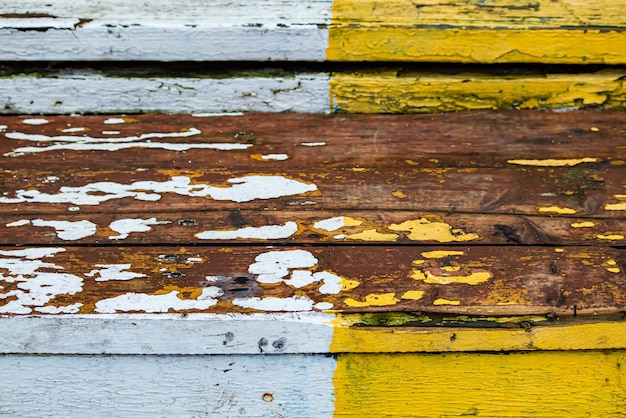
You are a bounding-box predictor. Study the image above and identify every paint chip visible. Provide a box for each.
[196,222,298,240]
[22,118,49,125]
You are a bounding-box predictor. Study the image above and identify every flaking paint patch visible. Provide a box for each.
[597,234,625,240]
[109,218,171,240]
[507,158,599,167]
[61,127,87,133]
[401,290,425,300]
[433,298,461,306]
[300,142,326,147]
[344,293,399,308]
[4,128,252,155]
[250,154,289,161]
[344,229,398,242]
[22,118,49,125]
[313,216,363,232]
[103,118,126,125]
[247,249,343,294]
[421,250,464,259]
[538,206,577,215]
[95,287,223,313]
[389,218,480,242]
[0,175,318,205]
[196,222,298,240]
[411,269,493,285]
[571,221,595,228]
[85,264,146,282]
[232,296,316,312]
[0,247,83,314]
[7,219,97,241]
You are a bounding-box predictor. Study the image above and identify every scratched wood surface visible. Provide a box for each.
[1,111,626,320]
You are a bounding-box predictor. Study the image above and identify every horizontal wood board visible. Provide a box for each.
[2,0,625,63]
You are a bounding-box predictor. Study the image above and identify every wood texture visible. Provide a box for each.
[2,67,625,115]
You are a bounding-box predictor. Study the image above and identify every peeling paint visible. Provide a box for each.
[571,221,595,228]
[0,175,318,205]
[411,268,493,285]
[538,206,577,215]
[109,218,171,240]
[597,234,625,240]
[95,287,223,313]
[433,299,461,306]
[389,218,480,243]
[401,290,425,300]
[85,264,146,282]
[313,216,362,232]
[344,293,399,308]
[196,222,298,240]
[421,250,464,259]
[232,295,315,312]
[344,229,398,242]
[103,118,126,125]
[507,158,599,167]
[22,118,49,125]
[7,219,97,241]
[4,128,253,155]
[250,153,289,161]
[300,142,326,147]
[0,247,83,314]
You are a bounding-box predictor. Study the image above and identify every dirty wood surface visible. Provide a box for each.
[1,111,626,319]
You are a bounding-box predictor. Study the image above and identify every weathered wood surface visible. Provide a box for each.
[2,67,625,114]
[1,245,625,316]
[1,351,625,417]
[2,0,625,64]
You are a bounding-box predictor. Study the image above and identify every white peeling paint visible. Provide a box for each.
[0,72,330,115]
[0,17,79,29]
[0,312,335,354]
[85,264,146,282]
[301,142,327,147]
[313,216,346,232]
[35,303,83,314]
[247,249,343,296]
[314,302,334,310]
[260,154,289,161]
[196,221,298,240]
[0,247,83,314]
[61,127,87,133]
[0,175,317,205]
[232,296,315,312]
[7,219,97,241]
[43,175,60,183]
[109,218,170,240]
[4,127,254,155]
[22,118,49,125]
[104,118,126,124]
[192,112,245,117]
[0,125,7,132]
[95,287,223,313]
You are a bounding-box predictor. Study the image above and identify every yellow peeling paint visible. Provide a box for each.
[332,351,626,417]
[597,234,626,240]
[342,217,363,227]
[389,218,480,243]
[571,221,595,228]
[344,229,398,242]
[341,278,360,292]
[351,167,367,172]
[329,70,626,113]
[344,293,400,308]
[608,268,621,273]
[538,206,577,215]
[391,190,407,199]
[401,290,425,301]
[590,127,600,132]
[507,158,599,167]
[554,248,565,253]
[605,203,626,211]
[329,0,626,64]
[421,250,464,259]
[433,298,460,306]
[411,269,493,285]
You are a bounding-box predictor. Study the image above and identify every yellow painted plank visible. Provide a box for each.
[330,69,626,113]
[333,350,626,417]
[331,320,626,352]
[329,0,626,63]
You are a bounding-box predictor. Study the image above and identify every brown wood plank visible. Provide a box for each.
[0,165,624,218]
[1,245,624,316]
[1,111,625,170]
[1,211,625,246]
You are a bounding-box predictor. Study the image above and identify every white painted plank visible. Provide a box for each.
[0,0,331,61]
[0,71,330,114]
[0,354,336,417]
[0,313,334,355]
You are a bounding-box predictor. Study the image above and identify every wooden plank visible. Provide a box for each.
[1,165,624,218]
[1,210,625,245]
[0,0,331,61]
[2,1,625,64]
[332,351,626,417]
[2,68,625,114]
[1,245,624,317]
[328,0,626,64]
[2,111,626,169]
[0,354,337,417]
